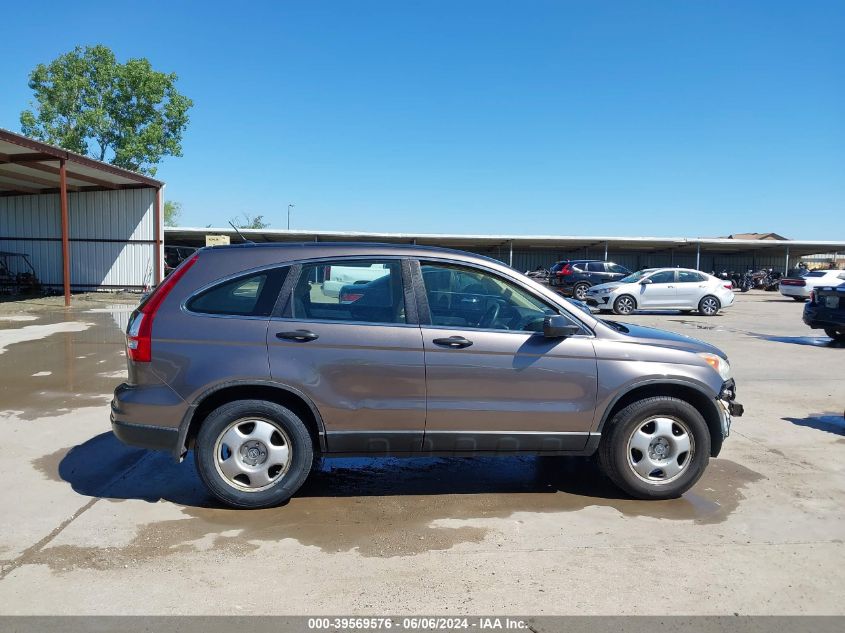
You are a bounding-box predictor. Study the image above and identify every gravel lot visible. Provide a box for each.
[0,292,842,615]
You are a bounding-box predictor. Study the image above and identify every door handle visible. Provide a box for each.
[433,336,473,349]
[276,330,319,342]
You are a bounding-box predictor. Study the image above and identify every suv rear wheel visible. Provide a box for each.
[825,327,845,343]
[598,396,710,499]
[195,399,313,509]
[573,283,590,301]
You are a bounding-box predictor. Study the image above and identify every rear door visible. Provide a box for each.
[675,270,708,308]
[267,258,426,453]
[637,270,677,308]
[606,263,630,282]
[415,260,598,452]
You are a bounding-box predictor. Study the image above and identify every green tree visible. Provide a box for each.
[20,45,193,176]
[163,200,182,227]
[231,213,271,229]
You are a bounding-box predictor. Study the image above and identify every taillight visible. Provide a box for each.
[724,283,733,289]
[557,264,572,277]
[810,290,815,303]
[127,253,198,362]
[340,291,364,303]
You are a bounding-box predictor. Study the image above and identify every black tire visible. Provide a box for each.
[573,283,590,301]
[825,327,845,343]
[597,396,711,500]
[792,296,806,302]
[612,294,636,315]
[195,399,313,509]
[698,295,720,316]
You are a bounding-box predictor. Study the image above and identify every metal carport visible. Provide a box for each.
[0,129,164,305]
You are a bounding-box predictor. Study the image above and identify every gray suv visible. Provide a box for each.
[112,243,743,509]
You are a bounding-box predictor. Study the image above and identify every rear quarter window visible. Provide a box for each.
[187,268,288,317]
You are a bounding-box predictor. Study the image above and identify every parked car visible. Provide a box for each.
[803,283,845,342]
[548,260,632,300]
[321,262,389,297]
[585,268,735,316]
[113,243,742,508]
[780,269,845,301]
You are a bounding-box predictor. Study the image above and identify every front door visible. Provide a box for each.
[267,258,426,453]
[637,269,677,308]
[415,261,598,452]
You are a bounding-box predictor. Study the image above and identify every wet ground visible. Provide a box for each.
[0,292,843,614]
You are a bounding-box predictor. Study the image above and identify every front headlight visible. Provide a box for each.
[597,287,613,294]
[699,352,732,381]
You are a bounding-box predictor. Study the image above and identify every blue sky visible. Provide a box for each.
[2,1,843,239]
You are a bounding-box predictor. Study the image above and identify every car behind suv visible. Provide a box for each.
[549,259,631,300]
[112,243,742,509]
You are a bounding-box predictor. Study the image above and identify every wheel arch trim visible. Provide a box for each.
[175,380,327,461]
[595,378,724,457]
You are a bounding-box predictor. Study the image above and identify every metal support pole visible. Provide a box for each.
[154,188,162,285]
[784,246,789,275]
[59,159,71,306]
[696,242,701,271]
[604,242,608,261]
[509,241,513,267]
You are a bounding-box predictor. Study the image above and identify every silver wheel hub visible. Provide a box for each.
[213,418,292,492]
[626,416,694,484]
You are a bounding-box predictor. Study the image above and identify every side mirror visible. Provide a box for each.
[640,278,652,285]
[543,315,581,338]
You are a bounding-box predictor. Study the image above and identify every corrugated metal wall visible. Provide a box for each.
[0,188,156,290]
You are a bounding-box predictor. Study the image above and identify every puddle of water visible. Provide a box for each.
[0,311,128,419]
[29,433,764,569]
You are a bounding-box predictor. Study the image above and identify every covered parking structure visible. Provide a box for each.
[165,227,845,275]
[0,129,164,305]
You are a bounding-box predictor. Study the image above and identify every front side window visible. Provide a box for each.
[291,260,405,324]
[187,268,287,316]
[607,263,629,274]
[647,270,676,284]
[421,262,562,332]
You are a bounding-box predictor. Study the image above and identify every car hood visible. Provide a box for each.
[605,321,727,359]
[588,281,624,292]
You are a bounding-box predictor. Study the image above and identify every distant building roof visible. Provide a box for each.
[723,232,788,240]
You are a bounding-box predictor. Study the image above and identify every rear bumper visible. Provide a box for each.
[111,382,187,459]
[780,285,808,297]
[111,417,180,452]
[803,304,844,330]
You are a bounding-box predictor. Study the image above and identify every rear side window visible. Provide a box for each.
[187,268,287,317]
[586,262,605,272]
[678,271,706,283]
[291,260,406,324]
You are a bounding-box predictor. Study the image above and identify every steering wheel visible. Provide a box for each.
[478,302,501,328]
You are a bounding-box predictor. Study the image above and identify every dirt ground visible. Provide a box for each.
[0,291,842,615]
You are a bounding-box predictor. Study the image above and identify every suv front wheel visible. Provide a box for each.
[598,396,711,499]
[195,399,314,509]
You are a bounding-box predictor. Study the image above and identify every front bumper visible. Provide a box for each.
[585,294,611,307]
[717,378,743,439]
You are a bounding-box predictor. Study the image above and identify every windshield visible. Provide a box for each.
[619,270,651,283]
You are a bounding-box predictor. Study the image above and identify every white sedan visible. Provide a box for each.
[779,269,845,301]
[585,268,735,316]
